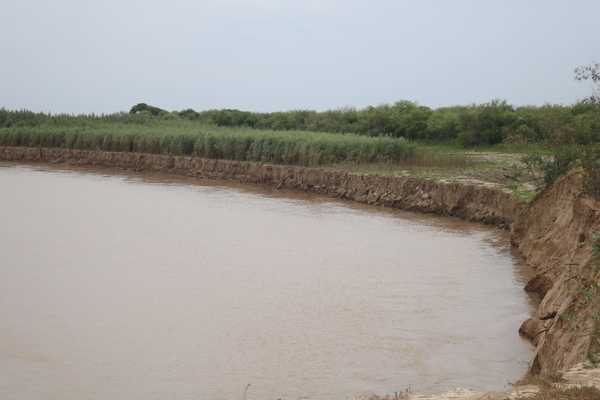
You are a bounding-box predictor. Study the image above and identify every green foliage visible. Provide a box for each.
[425,109,461,141]
[503,124,533,145]
[522,146,580,187]
[522,144,600,194]
[582,146,600,199]
[3,97,600,151]
[171,101,600,148]
[593,233,600,257]
[129,103,166,116]
[572,112,600,144]
[177,108,200,119]
[544,147,580,185]
[457,100,516,147]
[0,117,419,166]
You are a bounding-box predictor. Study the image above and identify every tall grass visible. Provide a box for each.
[0,119,419,167]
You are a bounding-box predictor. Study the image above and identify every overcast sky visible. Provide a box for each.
[1,0,598,114]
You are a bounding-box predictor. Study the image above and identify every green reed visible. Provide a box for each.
[0,119,419,167]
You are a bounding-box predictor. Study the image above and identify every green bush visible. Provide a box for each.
[3,99,600,149]
[593,233,600,256]
[582,146,600,198]
[573,113,600,144]
[523,146,580,187]
[425,109,461,140]
[458,100,517,147]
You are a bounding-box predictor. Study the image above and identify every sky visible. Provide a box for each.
[1,0,599,114]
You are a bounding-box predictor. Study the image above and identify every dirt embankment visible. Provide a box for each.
[513,171,600,376]
[0,147,523,226]
[2,146,600,387]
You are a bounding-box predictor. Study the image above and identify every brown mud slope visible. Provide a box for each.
[2,146,600,381]
[513,171,600,376]
[0,147,523,226]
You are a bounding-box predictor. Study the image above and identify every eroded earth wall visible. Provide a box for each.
[0,147,522,226]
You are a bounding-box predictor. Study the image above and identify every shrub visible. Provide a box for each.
[425,110,461,140]
[573,112,600,144]
[593,233,600,257]
[457,100,517,147]
[542,147,579,185]
[582,146,600,199]
[522,146,580,187]
[503,125,532,145]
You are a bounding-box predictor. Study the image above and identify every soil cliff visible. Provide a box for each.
[0,147,523,226]
[513,171,600,376]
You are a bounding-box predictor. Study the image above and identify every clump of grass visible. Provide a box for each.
[0,119,421,166]
[508,183,537,202]
[522,147,580,188]
[593,233,600,257]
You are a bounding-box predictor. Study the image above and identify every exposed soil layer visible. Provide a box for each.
[0,147,523,227]
[2,146,600,392]
[512,171,600,376]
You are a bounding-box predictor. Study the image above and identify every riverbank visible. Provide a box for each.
[0,146,524,227]
[2,146,599,398]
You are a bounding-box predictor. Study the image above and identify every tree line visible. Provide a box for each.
[168,100,600,147]
[2,64,599,148]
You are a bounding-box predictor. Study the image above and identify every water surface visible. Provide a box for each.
[0,163,533,400]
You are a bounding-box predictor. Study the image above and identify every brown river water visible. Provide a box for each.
[0,162,534,400]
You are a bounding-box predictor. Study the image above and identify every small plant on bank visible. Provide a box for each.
[582,146,600,199]
[593,233,600,257]
[521,144,600,193]
[522,146,579,189]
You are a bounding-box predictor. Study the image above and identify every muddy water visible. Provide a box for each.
[0,163,534,400]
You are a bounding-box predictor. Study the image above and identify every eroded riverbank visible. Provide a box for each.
[0,147,525,227]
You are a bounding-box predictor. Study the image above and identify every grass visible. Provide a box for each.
[0,119,421,166]
[0,112,548,198]
[415,140,554,155]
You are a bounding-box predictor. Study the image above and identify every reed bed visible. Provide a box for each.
[0,119,420,167]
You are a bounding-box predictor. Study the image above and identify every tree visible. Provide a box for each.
[575,63,600,104]
[129,103,166,116]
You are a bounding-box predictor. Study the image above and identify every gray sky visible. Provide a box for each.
[1,0,599,114]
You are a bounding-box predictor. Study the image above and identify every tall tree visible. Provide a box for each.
[575,63,600,104]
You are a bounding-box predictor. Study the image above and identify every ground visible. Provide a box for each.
[326,145,544,203]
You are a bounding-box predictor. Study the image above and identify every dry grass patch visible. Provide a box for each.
[519,386,600,400]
